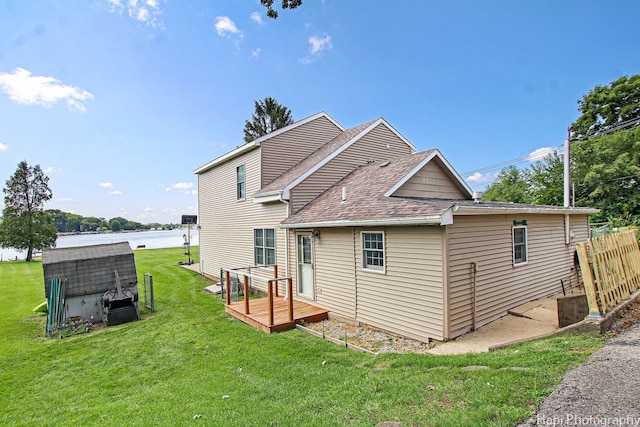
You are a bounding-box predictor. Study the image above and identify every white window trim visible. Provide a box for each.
[512,225,528,266]
[254,228,276,266]
[361,231,386,274]
[236,164,246,201]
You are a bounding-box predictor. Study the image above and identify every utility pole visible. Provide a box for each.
[563,126,572,244]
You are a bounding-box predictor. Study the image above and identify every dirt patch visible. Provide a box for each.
[302,319,435,354]
[606,300,640,335]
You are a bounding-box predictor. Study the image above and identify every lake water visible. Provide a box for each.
[0,229,199,261]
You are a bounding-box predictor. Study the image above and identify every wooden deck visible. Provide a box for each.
[225,296,329,333]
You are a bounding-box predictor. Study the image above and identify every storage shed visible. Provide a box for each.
[42,242,140,325]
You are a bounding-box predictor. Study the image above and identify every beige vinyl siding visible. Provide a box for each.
[446,214,589,339]
[312,228,357,318]
[261,115,342,186]
[354,226,445,342]
[289,123,414,213]
[392,159,467,199]
[197,148,287,291]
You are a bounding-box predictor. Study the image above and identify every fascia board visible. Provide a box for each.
[281,118,384,200]
[253,191,283,203]
[383,149,473,198]
[378,118,417,152]
[193,111,343,175]
[452,205,600,215]
[193,143,259,174]
[279,215,445,229]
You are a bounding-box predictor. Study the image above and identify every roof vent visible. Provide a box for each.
[380,161,390,168]
[473,191,484,203]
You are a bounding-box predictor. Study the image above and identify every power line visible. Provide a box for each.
[461,146,562,177]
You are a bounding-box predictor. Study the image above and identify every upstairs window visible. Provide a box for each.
[513,226,528,265]
[362,231,385,272]
[254,228,276,265]
[236,164,245,200]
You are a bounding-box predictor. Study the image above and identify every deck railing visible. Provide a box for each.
[221,265,294,327]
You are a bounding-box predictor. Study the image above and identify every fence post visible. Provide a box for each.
[274,264,279,297]
[287,278,294,322]
[576,242,602,317]
[268,280,274,327]
[225,270,231,306]
[243,275,250,314]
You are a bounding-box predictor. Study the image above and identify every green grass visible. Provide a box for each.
[0,247,604,426]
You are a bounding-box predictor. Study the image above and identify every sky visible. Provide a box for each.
[1,1,639,224]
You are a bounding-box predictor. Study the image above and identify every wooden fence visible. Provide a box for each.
[576,230,640,316]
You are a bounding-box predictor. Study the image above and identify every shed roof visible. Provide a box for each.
[42,242,133,265]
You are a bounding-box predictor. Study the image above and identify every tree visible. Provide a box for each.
[571,74,640,140]
[260,0,302,19]
[243,97,294,143]
[80,217,101,232]
[528,152,565,206]
[482,166,532,203]
[0,161,57,261]
[571,127,640,223]
[48,209,68,232]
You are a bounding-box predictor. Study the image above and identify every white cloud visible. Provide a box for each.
[167,182,193,191]
[309,35,332,54]
[56,197,76,202]
[109,190,123,195]
[43,166,60,174]
[0,142,8,152]
[99,182,114,189]
[250,12,264,25]
[0,67,94,112]
[144,206,154,213]
[301,34,332,64]
[107,0,164,29]
[466,172,496,184]
[215,16,243,39]
[166,182,196,195]
[524,147,558,162]
[249,48,261,60]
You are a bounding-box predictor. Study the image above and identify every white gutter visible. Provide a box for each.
[452,205,598,215]
[279,214,448,229]
[193,143,259,174]
[253,191,283,204]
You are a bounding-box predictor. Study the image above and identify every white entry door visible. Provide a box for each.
[297,233,314,299]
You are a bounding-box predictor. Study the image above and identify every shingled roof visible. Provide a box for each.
[280,151,458,227]
[280,151,599,228]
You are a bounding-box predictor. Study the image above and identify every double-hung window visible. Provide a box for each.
[362,231,385,272]
[512,226,528,265]
[254,228,276,265]
[236,164,245,200]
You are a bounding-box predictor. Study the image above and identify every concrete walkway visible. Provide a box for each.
[428,297,561,355]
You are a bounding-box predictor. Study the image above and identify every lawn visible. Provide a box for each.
[0,247,604,426]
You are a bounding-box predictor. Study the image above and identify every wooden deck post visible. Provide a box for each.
[243,275,250,314]
[274,264,279,297]
[287,278,294,322]
[225,270,231,306]
[267,280,274,327]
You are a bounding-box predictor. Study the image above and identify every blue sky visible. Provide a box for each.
[1,1,639,224]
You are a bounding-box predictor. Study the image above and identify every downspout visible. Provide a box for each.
[471,261,478,331]
[283,197,290,299]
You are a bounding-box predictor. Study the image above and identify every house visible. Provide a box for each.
[195,112,597,342]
